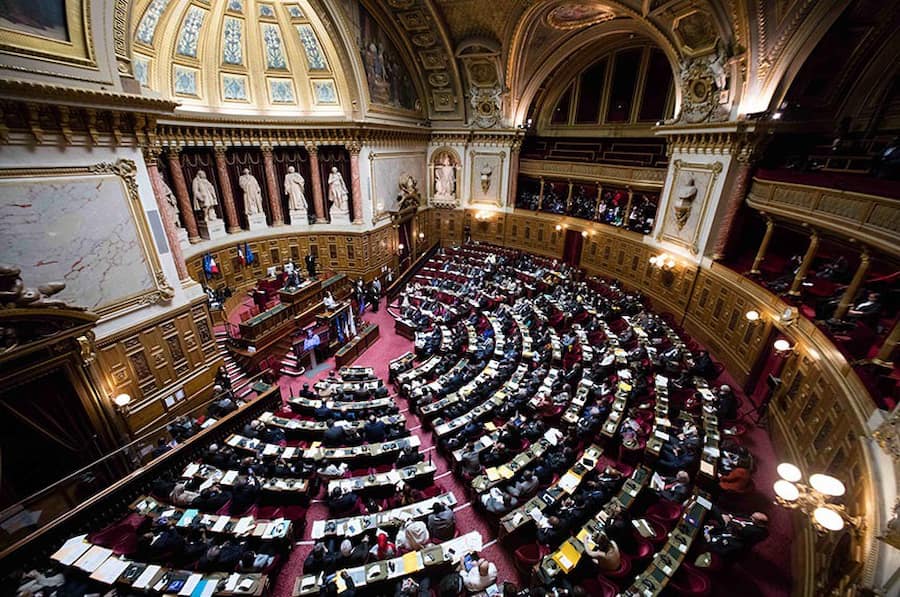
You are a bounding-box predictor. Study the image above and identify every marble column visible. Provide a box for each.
[164,148,201,243]
[348,143,363,224]
[788,231,819,296]
[623,188,634,226]
[145,149,189,280]
[307,145,327,223]
[873,320,899,367]
[712,157,753,260]
[594,183,604,220]
[833,251,871,320]
[750,217,775,274]
[565,180,574,213]
[261,144,284,227]
[507,147,520,207]
[213,146,241,233]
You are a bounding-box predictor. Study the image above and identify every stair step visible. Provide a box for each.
[281,369,306,378]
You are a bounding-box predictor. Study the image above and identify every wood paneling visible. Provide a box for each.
[95,298,222,435]
[186,226,396,291]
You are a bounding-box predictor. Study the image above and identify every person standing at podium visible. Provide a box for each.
[302,328,322,368]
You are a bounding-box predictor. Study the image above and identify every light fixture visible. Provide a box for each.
[474,210,492,221]
[773,464,859,533]
[397,243,405,251]
[555,224,562,232]
[745,310,760,323]
[113,393,132,415]
[649,252,677,271]
[581,230,588,238]
[418,232,425,240]
[771,111,783,120]
[773,339,794,355]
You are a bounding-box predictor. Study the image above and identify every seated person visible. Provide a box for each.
[536,515,569,546]
[396,520,430,551]
[170,481,200,507]
[718,464,753,493]
[507,471,539,500]
[462,558,498,593]
[427,502,457,540]
[395,576,432,597]
[656,470,692,503]
[704,511,769,556]
[584,531,621,572]
[304,542,337,575]
[480,487,518,514]
[328,487,359,515]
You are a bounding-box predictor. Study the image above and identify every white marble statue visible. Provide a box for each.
[161,179,182,228]
[434,154,456,202]
[239,168,265,215]
[328,166,349,214]
[673,175,699,229]
[284,166,307,211]
[192,170,219,221]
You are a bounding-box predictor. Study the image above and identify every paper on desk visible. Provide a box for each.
[132,564,161,589]
[699,461,715,476]
[224,573,240,592]
[212,516,230,533]
[89,556,128,584]
[222,471,238,485]
[74,545,112,572]
[183,463,200,478]
[558,471,580,494]
[401,551,424,574]
[51,535,90,565]
[234,516,254,535]
[311,520,326,539]
[263,444,279,456]
[179,573,203,596]
[696,495,713,510]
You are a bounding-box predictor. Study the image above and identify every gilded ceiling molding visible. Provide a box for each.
[372,0,465,121]
[0,98,159,148]
[0,79,177,113]
[154,124,432,149]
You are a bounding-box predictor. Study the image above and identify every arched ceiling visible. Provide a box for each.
[130,0,357,118]
[118,0,855,126]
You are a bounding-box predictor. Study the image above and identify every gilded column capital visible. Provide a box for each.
[305,143,319,155]
[141,146,161,164]
[261,143,274,156]
[346,141,362,155]
[213,145,229,157]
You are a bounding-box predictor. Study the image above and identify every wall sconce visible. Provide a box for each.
[113,393,132,415]
[581,230,588,238]
[474,210,491,221]
[779,306,798,326]
[555,224,563,232]
[418,232,425,240]
[774,463,860,533]
[649,253,677,270]
[397,243,405,252]
[773,339,795,356]
[745,310,761,324]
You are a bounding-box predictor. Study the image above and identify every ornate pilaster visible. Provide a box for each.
[261,144,284,227]
[213,146,241,233]
[788,231,819,296]
[873,320,900,368]
[750,217,775,274]
[713,155,754,260]
[144,148,188,280]
[164,148,200,243]
[507,144,521,207]
[833,251,871,320]
[307,145,326,223]
[348,142,363,224]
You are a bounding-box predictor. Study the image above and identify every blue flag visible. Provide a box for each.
[245,242,255,265]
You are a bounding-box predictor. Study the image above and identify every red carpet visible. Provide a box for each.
[270,298,520,597]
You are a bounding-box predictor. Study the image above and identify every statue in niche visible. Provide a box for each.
[191,170,219,221]
[327,166,350,217]
[433,152,457,204]
[673,175,699,229]
[284,166,307,211]
[239,168,265,215]
[161,179,182,228]
[480,163,494,194]
[398,174,421,210]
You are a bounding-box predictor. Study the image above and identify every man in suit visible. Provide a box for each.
[705,511,769,556]
[305,253,317,279]
[364,414,387,443]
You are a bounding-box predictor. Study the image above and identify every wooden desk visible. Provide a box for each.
[327,462,436,496]
[334,323,380,368]
[395,317,417,340]
[310,493,457,540]
[239,303,291,343]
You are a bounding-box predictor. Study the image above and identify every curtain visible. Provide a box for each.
[274,147,312,225]
[226,148,268,227]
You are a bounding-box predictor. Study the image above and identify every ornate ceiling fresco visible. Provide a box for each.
[130,0,356,118]
[120,0,855,126]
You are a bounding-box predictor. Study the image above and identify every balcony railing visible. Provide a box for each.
[745,176,900,257]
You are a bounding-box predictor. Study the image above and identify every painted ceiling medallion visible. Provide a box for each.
[546,3,616,31]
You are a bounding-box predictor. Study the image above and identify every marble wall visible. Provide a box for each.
[359,143,427,223]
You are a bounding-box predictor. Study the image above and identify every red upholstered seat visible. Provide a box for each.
[599,553,633,580]
[513,542,545,575]
[646,500,683,525]
[580,576,618,597]
[670,563,712,596]
[88,513,145,555]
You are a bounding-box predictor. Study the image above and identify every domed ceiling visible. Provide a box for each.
[130,0,354,117]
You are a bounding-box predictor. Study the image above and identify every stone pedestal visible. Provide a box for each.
[199,218,227,241]
[330,209,352,226]
[289,209,309,226]
[176,227,191,252]
[247,213,268,231]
